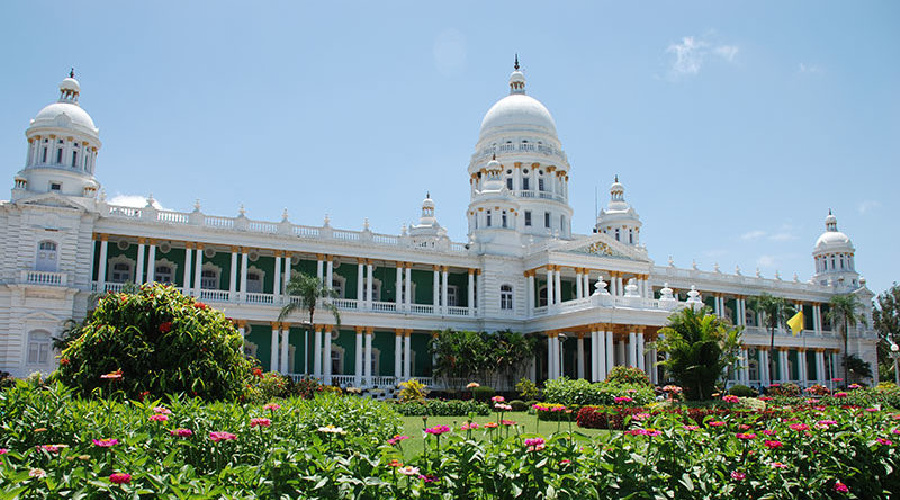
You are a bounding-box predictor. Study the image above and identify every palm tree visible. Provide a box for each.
[278,272,340,377]
[826,294,867,383]
[748,293,795,385]
[654,306,743,401]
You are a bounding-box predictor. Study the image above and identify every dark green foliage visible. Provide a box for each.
[471,385,495,402]
[430,329,536,387]
[542,377,655,406]
[728,384,755,397]
[54,283,253,401]
[394,399,490,416]
[509,399,528,412]
[604,366,651,386]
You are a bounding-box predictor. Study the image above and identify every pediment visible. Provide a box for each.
[553,233,650,262]
[17,192,89,211]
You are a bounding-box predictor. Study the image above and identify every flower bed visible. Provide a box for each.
[394,399,490,417]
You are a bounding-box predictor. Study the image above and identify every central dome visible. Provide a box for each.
[479,94,557,140]
[32,102,97,132]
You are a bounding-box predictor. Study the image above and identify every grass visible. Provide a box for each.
[395,412,610,460]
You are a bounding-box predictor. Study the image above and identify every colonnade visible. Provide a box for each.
[546,324,658,384]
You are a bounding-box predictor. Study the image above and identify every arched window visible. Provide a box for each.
[36,241,58,272]
[155,265,174,284]
[110,261,132,284]
[538,286,548,307]
[332,276,346,298]
[200,269,219,289]
[500,285,514,311]
[614,229,620,241]
[245,271,263,294]
[27,330,52,365]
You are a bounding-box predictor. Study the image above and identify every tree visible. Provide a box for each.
[278,272,340,378]
[430,329,535,389]
[826,294,867,383]
[874,283,900,379]
[748,293,795,386]
[654,306,743,401]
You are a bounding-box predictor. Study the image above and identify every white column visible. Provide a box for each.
[396,263,404,310]
[146,242,156,283]
[779,350,789,383]
[273,254,282,300]
[432,267,439,309]
[316,257,324,282]
[135,242,145,284]
[637,332,645,372]
[546,268,554,305]
[649,345,658,384]
[281,327,290,375]
[813,304,822,334]
[357,261,365,303]
[229,249,238,299]
[584,272,591,296]
[313,327,323,379]
[404,266,412,309]
[575,269,583,299]
[616,275,624,297]
[758,349,769,387]
[616,337,625,368]
[547,334,557,379]
[284,255,292,290]
[240,250,249,301]
[394,331,403,380]
[323,327,332,385]
[404,332,412,378]
[193,246,203,296]
[270,326,280,373]
[713,295,721,316]
[468,270,476,316]
[98,238,109,291]
[366,264,374,307]
[815,350,825,384]
[554,268,562,304]
[325,258,333,292]
[605,330,614,380]
[182,246,192,294]
[526,272,534,316]
[364,330,373,385]
[576,334,585,379]
[591,329,600,382]
[441,268,449,314]
[628,331,637,367]
[354,330,363,386]
[559,338,566,377]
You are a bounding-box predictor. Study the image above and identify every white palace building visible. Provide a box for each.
[0,65,879,389]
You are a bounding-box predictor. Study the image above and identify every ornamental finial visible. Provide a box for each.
[69,68,74,79]
[514,54,520,71]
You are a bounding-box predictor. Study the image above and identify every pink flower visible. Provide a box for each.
[149,414,169,422]
[524,437,545,451]
[250,418,271,428]
[494,403,512,411]
[153,407,172,414]
[424,425,451,436]
[387,435,409,446]
[170,428,192,438]
[29,468,46,478]
[37,444,67,453]
[834,481,849,493]
[683,425,699,431]
[764,440,783,449]
[789,423,810,432]
[0,448,7,455]
[209,431,237,442]
[709,421,725,428]
[876,438,893,446]
[398,466,420,476]
[730,471,746,481]
[501,419,516,426]
[758,396,774,401]
[560,459,571,465]
[763,429,776,436]
[263,403,281,411]
[722,395,740,404]
[834,392,848,398]
[110,473,132,484]
[892,428,900,435]
[771,462,788,468]
[492,395,505,403]
[418,474,438,483]
[736,433,756,440]
[92,438,119,447]
[614,396,633,403]
[633,413,651,421]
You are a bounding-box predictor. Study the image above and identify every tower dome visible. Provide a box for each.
[13,71,102,201]
[595,175,642,246]
[811,210,858,289]
[478,57,558,141]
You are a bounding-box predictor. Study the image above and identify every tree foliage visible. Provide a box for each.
[826,294,867,383]
[278,272,340,376]
[54,283,253,401]
[874,283,900,378]
[655,306,743,401]
[430,329,536,388]
[748,293,796,384]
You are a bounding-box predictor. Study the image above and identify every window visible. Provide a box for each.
[506,178,513,190]
[36,241,58,272]
[245,272,262,293]
[50,182,62,191]
[840,255,845,269]
[560,215,566,235]
[544,212,551,228]
[538,286,548,307]
[500,285,514,311]
[539,178,545,191]
[155,265,173,284]
[331,347,343,376]
[332,276,345,298]
[502,211,508,228]
[629,230,634,244]
[369,347,381,376]
[42,146,48,163]
[27,330,51,365]
[111,261,132,283]
[831,256,836,269]
[362,279,381,302]
[71,151,78,168]
[524,211,532,226]
[486,210,492,227]
[615,229,620,241]
[446,286,458,307]
[200,269,218,289]
[522,178,530,190]
[55,148,63,164]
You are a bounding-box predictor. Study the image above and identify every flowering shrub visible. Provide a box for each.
[543,377,654,406]
[394,399,489,416]
[54,283,253,401]
[604,366,651,386]
[398,378,428,403]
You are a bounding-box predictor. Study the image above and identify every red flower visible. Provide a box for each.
[60,358,70,366]
[159,322,172,333]
[109,473,132,484]
[194,302,208,311]
[253,368,263,378]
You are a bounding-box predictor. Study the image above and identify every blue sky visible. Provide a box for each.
[1,2,898,297]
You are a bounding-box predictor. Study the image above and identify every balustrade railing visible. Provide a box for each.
[200,289,231,302]
[21,270,66,286]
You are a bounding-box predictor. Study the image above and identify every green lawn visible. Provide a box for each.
[395,412,610,460]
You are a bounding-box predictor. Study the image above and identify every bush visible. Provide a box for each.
[398,378,427,403]
[244,371,289,403]
[728,384,755,397]
[509,399,528,412]
[768,383,801,397]
[471,385,496,402]
[55,284,253,401]
[515,377,540,400]
[543,377,655,406]
[394,399,489,417]
[604,366,651,386]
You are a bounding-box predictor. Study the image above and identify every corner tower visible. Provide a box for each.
[12,71,102,202]
[594,175,642,246]
[466,58,573,251]
[811,210,859,290]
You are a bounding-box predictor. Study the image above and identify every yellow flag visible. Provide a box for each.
[786,311,804,336]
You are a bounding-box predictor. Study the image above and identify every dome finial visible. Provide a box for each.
[69,68,75,79]
[614,173,619,182]
[426,190,430,199]
[514,54,520,71]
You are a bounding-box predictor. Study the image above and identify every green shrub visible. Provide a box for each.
[398,378,427,402]
[394,399,489,416]
[244,372,290,403]
[509,399,528,412]
[728,384,755,397]
[54,283,253,401]
[543,377,655,406]
[515,377,540,400]
[604,366,651,386]
[471,385,496,402]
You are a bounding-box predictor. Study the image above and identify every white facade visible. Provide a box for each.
[0,67,879,388]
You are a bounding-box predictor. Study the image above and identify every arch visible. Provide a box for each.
[153,258,178,285]
[538,286,548,307]
[200,263,222,290]
[107,256,135,284]
[245,265,266,294]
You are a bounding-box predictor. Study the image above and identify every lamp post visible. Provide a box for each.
[890,342,900,386]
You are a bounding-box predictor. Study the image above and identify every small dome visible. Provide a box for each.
[422,192,434,208]
[825,213,837,225]
[59,77,80,93]
[479,94,557,140]
[31,102,97,132]
[815,230,851,249]
[486,156,501,171]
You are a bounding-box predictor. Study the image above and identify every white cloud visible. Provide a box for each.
[799,63,823,74]
[857,200,881,215]
[108,194,170,211]
[756,255,777,268]
[665,34,739,80]
[768,232,797,242]
[740,230,766,241]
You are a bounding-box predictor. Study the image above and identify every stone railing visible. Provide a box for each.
[475,142,568,163]
[652,266,830,295]
[20,270,67,286]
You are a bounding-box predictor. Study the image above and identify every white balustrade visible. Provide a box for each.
[244,292,274,305]
[200,289,231,302]
[410,304,434,315]
[22,270,66,286]
[371,302,397,313]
